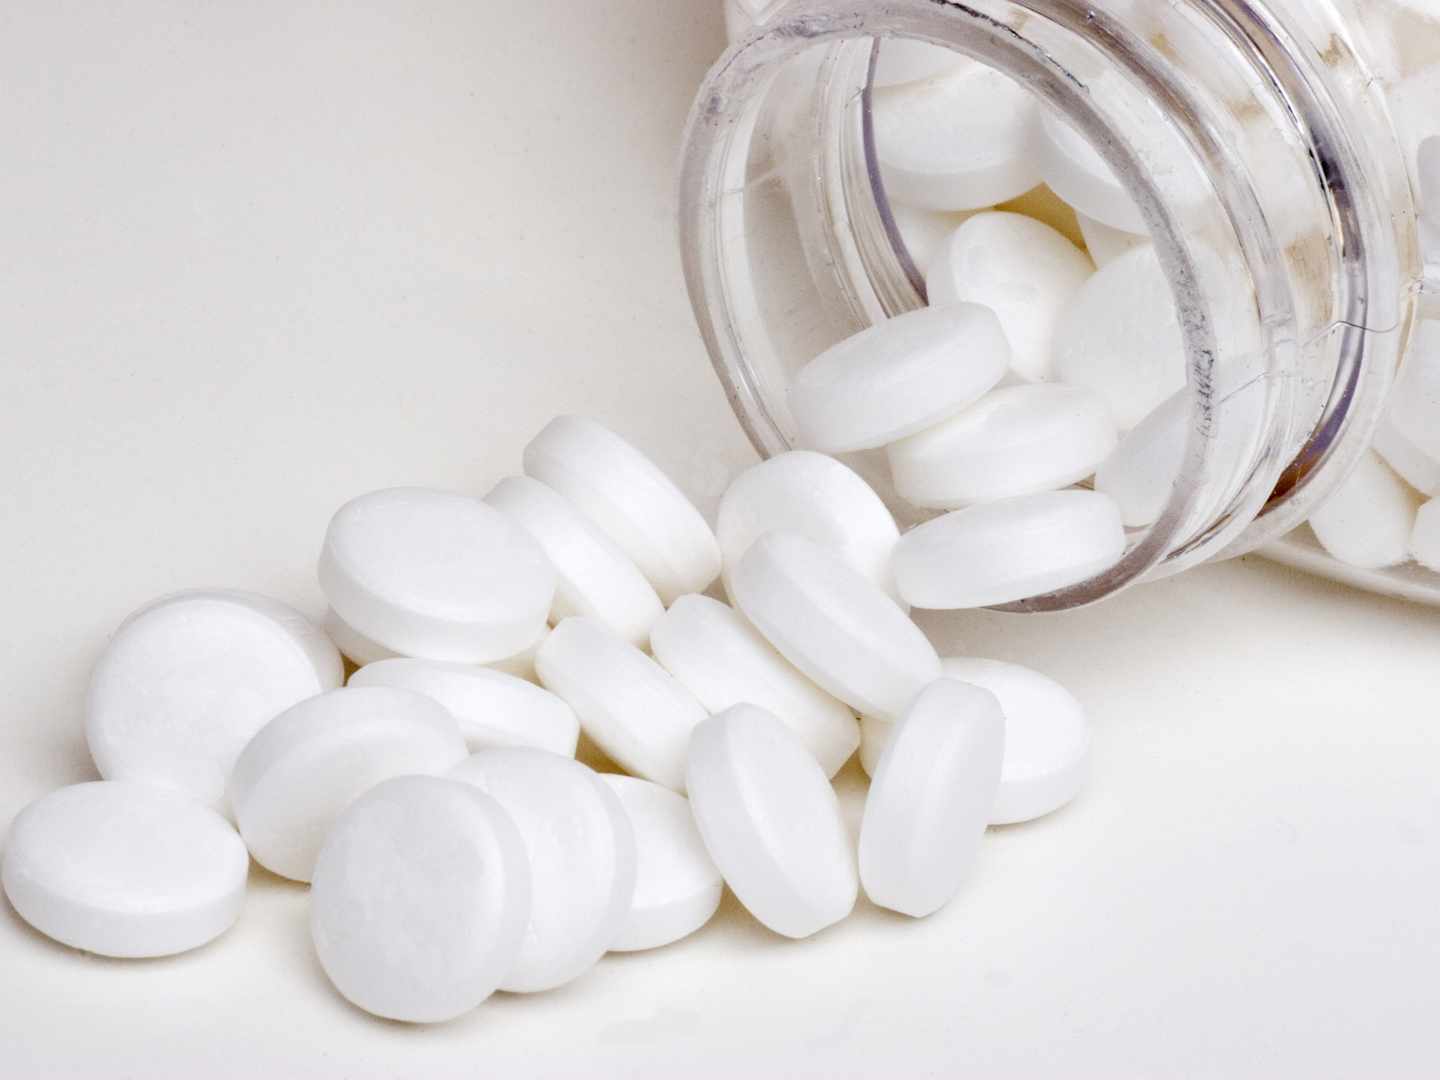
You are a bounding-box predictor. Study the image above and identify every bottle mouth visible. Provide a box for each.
[680,0,1411,611]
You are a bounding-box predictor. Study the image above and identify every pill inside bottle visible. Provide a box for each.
[690,0,1440,611]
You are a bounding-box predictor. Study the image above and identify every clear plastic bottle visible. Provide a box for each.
[680,0,1440,609]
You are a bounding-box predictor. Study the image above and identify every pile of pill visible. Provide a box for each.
[720,12,1440,584]
[863,41,1440,580]
[2,413,1091,1023]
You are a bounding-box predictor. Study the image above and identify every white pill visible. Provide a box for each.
[871,62,1040,210]
[86,590,344,807]
[1076,211,1148,267]
[892,490,1127,608]
[858,678,1004,917]
[309,774,531,1023]
[319,487,555,664]
[1093,389,1188,527]
[451,747,635,993]
[787,303,1011,454]
[1412,498,1440,570]
[324,605,401,666]
[684,704,857,939]
[1030,110,1145,233]
[730,531,940,721]
[229,685,469,882]
[888,202,984,280]
[1372,318,1440,496]
[484,475,664,649]
[926,211,1095,382]
[348,658,579,758]
[871,39,970,89]
[941,657,1091,824]
[1052,243,1186,431]
[522,416,721,605]
[650,594,860,777]
[325,605,547,681]
[1308,449,1421,569]
[887,383,1118,509]
[2,781,249,958]
[597,774,723,952]
[716,450,903,604]
[534,617,707,793]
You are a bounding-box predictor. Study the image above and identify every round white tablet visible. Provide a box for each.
[942,656,1091,824]
[926,211,1095,382]
[1308,449,1421,569]
[887,383,1118,509]
[325,607,548,682]
[859,678,1004,917]
[522,416,721,605]
[597,774,723,952]
[1052,243,1186,432]
[684,703,857,939]
[649,594,860,777]
[1030,109,1146,233]
[715,450,903,605]
[86,589,344,807]
[2,781,249,958]
[1370,318,1440,495]
[318,487,555,664]
[786,303,1010,454]
[533,617,708,793]
[309,775,531,1023]
[871,61,1040,210]
[484,475,664,648]
[229,685,470,882]
[888,202,983,280]
[729,531,940,722]
[347,658,579,758]
[451,747,636,993]
[892,490,1127,608]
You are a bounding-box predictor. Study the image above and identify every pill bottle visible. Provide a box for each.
[678,0,1440,610]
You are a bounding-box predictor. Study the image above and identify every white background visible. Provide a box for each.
[2,3,1439,1077]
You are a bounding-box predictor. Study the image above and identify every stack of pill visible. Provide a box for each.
[865,40,1440,580]
[3,414,1091,1024]
[724,21,1440,582]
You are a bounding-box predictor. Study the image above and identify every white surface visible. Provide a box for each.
[858,678,1004,917]
[3,3,1440,1077]
[450,748,636,994]
[309,775,531,1023]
